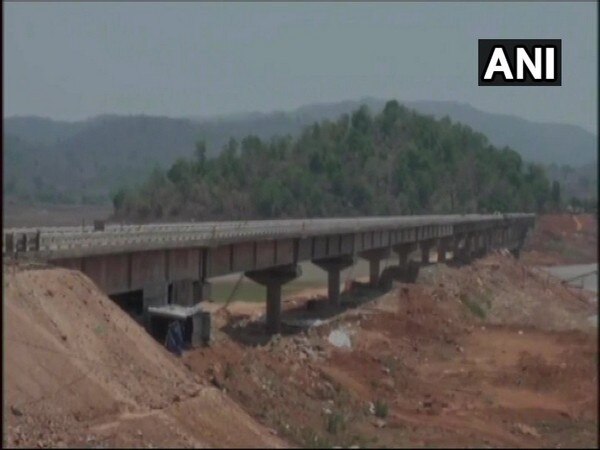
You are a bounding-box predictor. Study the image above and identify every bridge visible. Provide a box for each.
[3,213,535,337]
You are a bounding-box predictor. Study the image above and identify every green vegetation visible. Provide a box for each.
[113,102,556,220]
[459,291,492,319]
[326,411,347,435]
[5,101,595,209]
[374,399,389,418]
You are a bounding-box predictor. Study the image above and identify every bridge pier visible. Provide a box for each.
[453,233,472,264]
[468,233,478,260]
[313,255,355,307]
[510,232,527,259]
[471,233,483,259]
[245,264,301,335]
[393,242,417,267]
[359,248,391,287]
[436,238,451,263]
[420,239,436,264]
[498,228,508,249]
[475,231,491,258]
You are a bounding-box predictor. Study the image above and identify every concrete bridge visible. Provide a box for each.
[3,213,535,335]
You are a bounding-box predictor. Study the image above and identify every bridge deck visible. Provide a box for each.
[4,213,534,259]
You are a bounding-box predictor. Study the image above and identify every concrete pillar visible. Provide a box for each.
[452,235,462,260]
[359,248,391,287]
[474,232,485,258]
[420,239,435,264]
[478,232,490,257]
[455,233,474,264]
[369,259,380,286]
[171,279,195,306]
[379,259,421,288]
[393,242,416,268]
[5,233,14,254]
[474,233,481,256]
[436,238,450,263]
[510,227,527,259]
[466,233,474,258]
[193,280,212,302]
[142,281,168,327]
[245,264,302,335]
[482,232,489,254]
[313,255,355,307]
[173,279,214,306]
[501,228,508,247]
[189,311,211,347]
[266,283,282,333]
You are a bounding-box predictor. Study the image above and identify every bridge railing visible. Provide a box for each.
[3,213,535,256]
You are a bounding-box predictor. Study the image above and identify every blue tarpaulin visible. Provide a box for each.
[165,320,185,356]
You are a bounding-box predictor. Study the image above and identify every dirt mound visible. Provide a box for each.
[523,213,597,265]
[3,264,286,448]
[418,252,596,332]
[185,253,597,448]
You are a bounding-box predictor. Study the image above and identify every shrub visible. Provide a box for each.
[374,399,389,418]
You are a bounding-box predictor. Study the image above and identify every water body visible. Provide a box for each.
[539,263,598,294]
[541,263,599,328]
[212,260,599,302]
[210,257,399,302]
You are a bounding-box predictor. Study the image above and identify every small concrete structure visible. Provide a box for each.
[148,303,210,347]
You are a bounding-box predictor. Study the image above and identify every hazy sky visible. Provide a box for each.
[4,2,598,133]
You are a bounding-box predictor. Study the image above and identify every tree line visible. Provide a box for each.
[112,101,559,221]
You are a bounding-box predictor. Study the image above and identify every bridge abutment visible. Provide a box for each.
[143,281,168,326]
[313,255,355,307]
[171,279,195,306]
[246,264,302,335]
[193,280,212,302]
[167,278,212,307]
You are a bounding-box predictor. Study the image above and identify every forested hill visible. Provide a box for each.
[112,101,554,221]
[4,99,595,205]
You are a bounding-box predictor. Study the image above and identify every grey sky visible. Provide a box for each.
[4,2,597,133]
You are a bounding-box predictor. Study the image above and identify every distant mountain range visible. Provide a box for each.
[4,99,597,205]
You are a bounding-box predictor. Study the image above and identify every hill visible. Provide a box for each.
[407,100,597,167]
[113,101,554,221]
[4,99,596,205]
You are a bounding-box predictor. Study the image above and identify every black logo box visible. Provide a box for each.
[478,39,562,86]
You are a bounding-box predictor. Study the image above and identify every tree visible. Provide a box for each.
[117,101,553,221]
[112,188,127,210]
[195,140,207,163]
[551,180,561,210]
